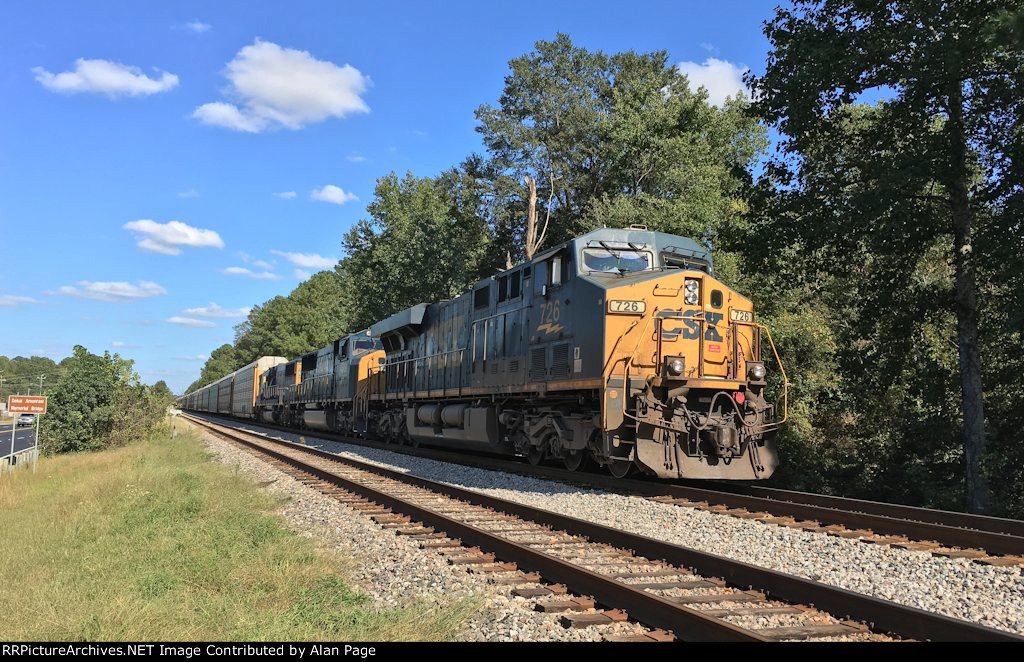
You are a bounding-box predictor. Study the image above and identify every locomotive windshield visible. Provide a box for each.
[582,247,652,274]
[352,339,377,354]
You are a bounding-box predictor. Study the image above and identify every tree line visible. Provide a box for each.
[189,2,1023,517]
[2,349,176,454]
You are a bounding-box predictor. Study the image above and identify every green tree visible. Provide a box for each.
[187,272,350,393]
[738,105,971,509]
[40,346,164,453]
[150,380,175,404]
[234,270,349,364]
[475,33,766,268]
[748,0,1024,514]
[0,355,60,400]
[339,171,496,330]
[186,343,241,394]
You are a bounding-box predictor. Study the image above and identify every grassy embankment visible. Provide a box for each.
[0,428,475,641]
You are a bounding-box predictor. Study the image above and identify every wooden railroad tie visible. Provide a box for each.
[560,609,629,628]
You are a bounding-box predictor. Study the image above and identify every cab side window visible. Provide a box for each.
[550,255,563,287]
[548,252,571,288]
[474,284,490,310]
[532,252,570,296]
[497,275,509,303]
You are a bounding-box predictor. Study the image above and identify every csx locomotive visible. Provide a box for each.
[182,227,787,480]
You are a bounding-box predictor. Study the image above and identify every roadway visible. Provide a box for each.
[0,424,37,456]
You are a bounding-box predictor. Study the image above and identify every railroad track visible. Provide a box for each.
[183,414,1021,642]
[186,412,1024,563]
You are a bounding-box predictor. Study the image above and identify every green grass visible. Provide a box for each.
[0,429,476,641]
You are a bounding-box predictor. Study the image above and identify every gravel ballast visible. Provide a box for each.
[203,417,1024,636]
[193,423,651,641]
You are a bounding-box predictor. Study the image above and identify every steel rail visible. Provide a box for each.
[187,411,1024,556]
[634,485,1024,557]
[186,414,1024,642]
[190,416,763,642]
[684,481,1024,538]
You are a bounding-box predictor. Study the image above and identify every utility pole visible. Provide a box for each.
[33,397,41,473]
[6,385,14,467]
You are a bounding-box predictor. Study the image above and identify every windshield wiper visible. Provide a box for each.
[597,241,622,259]
[596,241,632,273]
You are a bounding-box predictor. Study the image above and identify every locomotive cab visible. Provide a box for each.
[585,230,786,479]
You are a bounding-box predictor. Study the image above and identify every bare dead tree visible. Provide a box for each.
[523,172,556,261]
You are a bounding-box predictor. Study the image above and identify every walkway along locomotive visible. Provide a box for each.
[182,227,788,480]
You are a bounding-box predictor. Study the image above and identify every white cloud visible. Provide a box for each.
[185,21,211,34]
[192,102,266,132]
[222,266,280,280]
[276,191,297,199]
[192,40,370,132]
[676,58,748,106]
[175,354,209,361]
[346,153,366,163]
[181,302,251,318]
[271,250,336,269]
[166,316,216,328]
[178,188,199,198]
[48,280,167,302]
[237,252,275,269]
[294,268,312,280]
[123,219,224,255]
[33,58,179,98]
[0,295,38,307]
[311,184,357,205]
[136,238,181,255]
[111,340,140,349]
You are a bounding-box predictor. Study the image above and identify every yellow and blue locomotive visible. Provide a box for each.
[183,227,787,481]
[365,226,787,479]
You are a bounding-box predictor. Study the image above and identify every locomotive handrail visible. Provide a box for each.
[381,347,467,399]
[742,321,789,429]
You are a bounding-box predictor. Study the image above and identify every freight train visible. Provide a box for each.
[182,227,788,480]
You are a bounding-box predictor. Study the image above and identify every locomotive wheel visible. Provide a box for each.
[607,458,633,478]
[527,445,544,466]
[563,449,586,472]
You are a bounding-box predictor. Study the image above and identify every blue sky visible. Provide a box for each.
[0,0,777,393]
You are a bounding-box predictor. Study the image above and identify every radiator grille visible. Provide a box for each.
[529,347,547,379]
[551,343,571,378]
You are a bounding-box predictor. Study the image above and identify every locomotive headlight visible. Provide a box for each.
[746,361,766,381]
[684,278,700,305]
[665,356,685,376]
